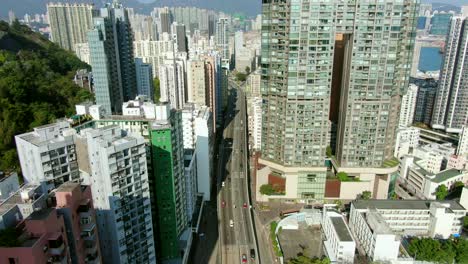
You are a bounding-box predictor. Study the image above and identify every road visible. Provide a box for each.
[217,80,259,264]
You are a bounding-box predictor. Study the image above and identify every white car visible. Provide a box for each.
[230,219,234,227]
[222,181,225,187]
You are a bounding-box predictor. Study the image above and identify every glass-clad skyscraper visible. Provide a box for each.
[88,2,137,114]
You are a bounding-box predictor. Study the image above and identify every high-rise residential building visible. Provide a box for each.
[74,42,91,64]
[51,182,101,264]
[430,13,453,36]
[76,125,156,263]
[458,126,468,156]
[187,59,208,106]
[412,78,437,125]
[8,10,16,25]
[432,16,468,133]
[159,7,172,34]
[88,2,137,114]
[173,22,188,53]
[135,58,154,99]
[150,104,188,261]
[15,120,79,191]
[159,54,187,109]
[399,84,418,127]
[47,3,96,51]
[215,17,230,65]
[182,104,214,201]
[259,0,418,200]
[134,32,176,77]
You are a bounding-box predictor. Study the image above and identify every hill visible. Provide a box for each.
[0,21,93,172]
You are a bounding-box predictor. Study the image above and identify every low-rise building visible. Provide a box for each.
[394,127,420,158]
[0,172,20,202]
[322,210,355,263]
[0,208,71,264]
[349,200,466,262]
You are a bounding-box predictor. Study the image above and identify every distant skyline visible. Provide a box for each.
[0,0,464,21]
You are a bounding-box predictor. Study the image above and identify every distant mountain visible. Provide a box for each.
[1,0,261,20]
[430,2,461,13]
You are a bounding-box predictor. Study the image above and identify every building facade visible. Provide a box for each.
[432,16,468,133]
[76,126,156,263]
[88,2,137,114]
[150,104,188,261]
[259,0,418,200]
[47,3,96,51]
[15,121,79,191]
[135,58,155,99]
[399,84,418,127]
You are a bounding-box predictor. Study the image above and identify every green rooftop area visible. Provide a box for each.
[432,169,464,184]
[382,157,400,168]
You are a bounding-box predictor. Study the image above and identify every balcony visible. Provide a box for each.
[81,230,96,241]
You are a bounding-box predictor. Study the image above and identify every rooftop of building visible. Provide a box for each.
[330,216,353,242]
[55,181,82,193]
[0,184,45,215]
[366,209,394,235]
[431,168,466,183]
[0,171,17,183]
[353,199,465,211]
[27,207,54,221]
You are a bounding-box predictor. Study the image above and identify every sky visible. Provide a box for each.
[0,0,465,20]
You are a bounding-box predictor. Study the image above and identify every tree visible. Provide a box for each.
[452,181,465,197]
[153,77,160,103]
[245,66,251,74]
[326,146,332,157]
[435,184,448,200]
[463,216,468,230]
[408,238,455,263]
[235,72,247,82]
[360,191,372,200]
[260,184,276,195]
[288,256,330,264]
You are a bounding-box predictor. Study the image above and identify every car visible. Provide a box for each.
[243,202,248,208]
[250,249,255,259]
[222,181,225,187]
[221,200,226,208]
[229,219,234,227]
[242,254,248,263]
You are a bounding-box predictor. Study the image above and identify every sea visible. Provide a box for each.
[418,47,443,72]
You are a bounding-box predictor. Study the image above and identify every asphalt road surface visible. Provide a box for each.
[217,82,259,264]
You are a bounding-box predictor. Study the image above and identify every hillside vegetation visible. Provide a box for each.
[0,21,93,172]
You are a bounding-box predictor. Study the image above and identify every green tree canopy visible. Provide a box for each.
[288,256,331,264]
[153,77,160,103]
[360,191,372,200]
[0,21,93,172]
[260,184,276,195]
[435,184,448,200]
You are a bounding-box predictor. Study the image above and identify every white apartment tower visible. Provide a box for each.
[432,16,468,133]
[399,84,418,127]
[133,33,176,77]
[47,3,96,51]
[159,55,187,109]
[15,120,79,190]
[76,126,156,263]
[182,104,213,201]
